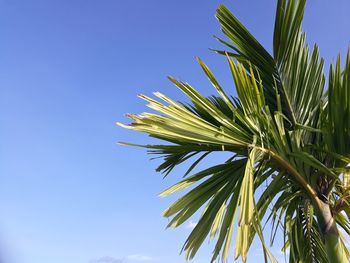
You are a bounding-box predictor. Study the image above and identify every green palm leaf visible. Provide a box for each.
[119,0,350,262]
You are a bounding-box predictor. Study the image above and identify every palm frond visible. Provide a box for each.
[216,1,325,133]
[119,1,350,262]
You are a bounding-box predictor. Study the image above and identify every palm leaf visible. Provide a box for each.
[119,1,350,262]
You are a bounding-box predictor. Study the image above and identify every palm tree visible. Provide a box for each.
[118,0,350,262]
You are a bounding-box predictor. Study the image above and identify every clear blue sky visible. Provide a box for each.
[0,1,349,263]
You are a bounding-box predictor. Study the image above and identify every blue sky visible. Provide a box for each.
[0,1,350,263]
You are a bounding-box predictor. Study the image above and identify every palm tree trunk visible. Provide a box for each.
[315,201,348,263]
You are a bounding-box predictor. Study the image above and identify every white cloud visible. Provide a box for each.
[186,220,197,229]
[90,256,123,263]
[126,254,159,261]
